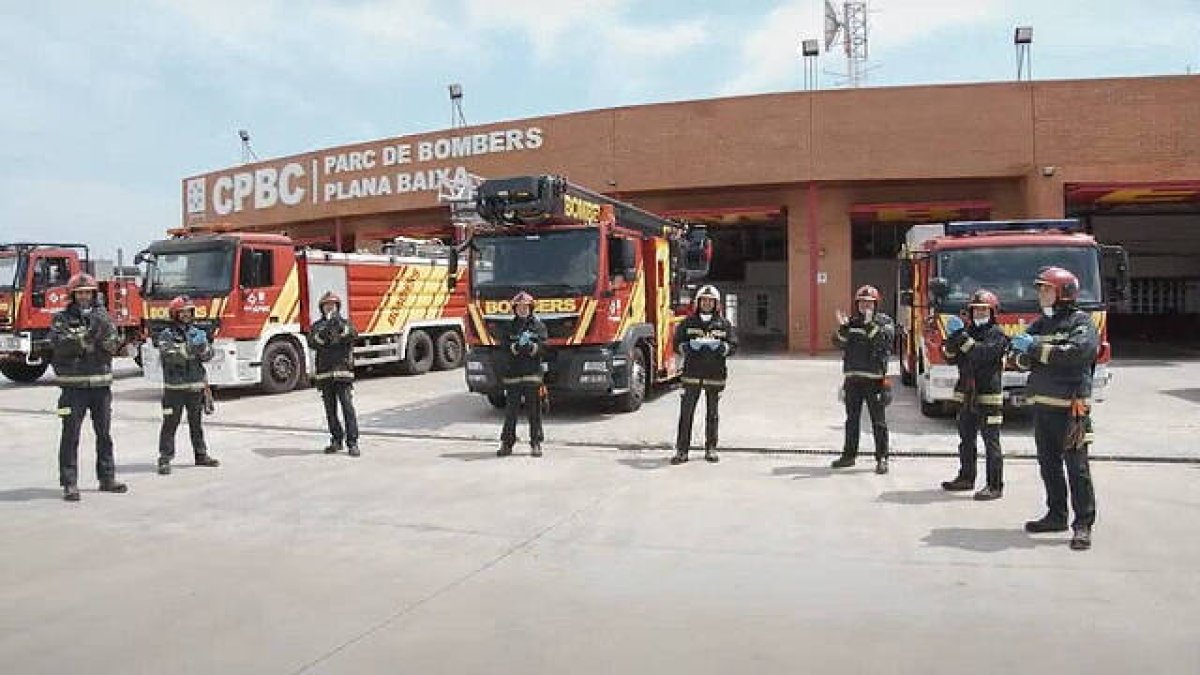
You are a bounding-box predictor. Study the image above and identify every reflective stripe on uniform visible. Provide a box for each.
[56,407,72,417]
[681,376,725,387]
[985,415,1004,425]
[313,370,354,381]
[162,407,175,417]
[1038,343,1053,364]
[866,326,879,338]
[959,337,975,352]
[1029,394,1073,407]
[502,375,543,385]
[163,382,206,391]
[844,371,885,379]
[56,374,113,386]
[977,393,1003,406]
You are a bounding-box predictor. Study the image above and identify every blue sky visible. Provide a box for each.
[2,0,1197,259]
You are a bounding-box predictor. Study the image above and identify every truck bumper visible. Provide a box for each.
[0,332,39,363]
[140,339,257,388]
[465,345,631,399]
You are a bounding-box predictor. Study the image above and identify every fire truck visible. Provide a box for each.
[896,219,1129,416]
[455,174,711,412]
[137,230,467,393]
[0,243,143,383]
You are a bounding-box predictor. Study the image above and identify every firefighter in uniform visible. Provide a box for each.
[1011,267,1099,551]
[941,289,1009,500]
[308,291,360,456]
[831,285,894,474]
[671,284,737,464]
[48,273,128,501]
[497,291,548,458]
[155,296,220,475]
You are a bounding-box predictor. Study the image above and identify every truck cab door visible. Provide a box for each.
[28,254,73,321]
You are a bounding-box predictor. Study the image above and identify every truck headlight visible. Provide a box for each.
[582,361,609,372]
[579,373,608,384]
[467,374,488,383]
[467,361,484,372]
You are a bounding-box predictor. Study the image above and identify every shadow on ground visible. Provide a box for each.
[0,487,63,502]
[252,446,327,458]
[877,488,969,505]
[921,527,1066,553]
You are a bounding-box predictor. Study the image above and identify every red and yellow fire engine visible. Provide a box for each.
[457,175,711,412]
[896,219,1129,416]
[137,229,467,393]
[0,243,143,382]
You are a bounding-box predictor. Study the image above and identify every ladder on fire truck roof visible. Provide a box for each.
[437,171,490,243]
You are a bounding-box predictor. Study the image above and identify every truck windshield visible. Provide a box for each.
[144,248,235,298]
[0,255,20,289]
[935,245,1103,312]
[471,230,600,298]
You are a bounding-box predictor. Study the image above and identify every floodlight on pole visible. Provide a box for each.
[800,39,820,90]
[238,129,258,164]
[1014,26,1033,81]
[448,83,466,128]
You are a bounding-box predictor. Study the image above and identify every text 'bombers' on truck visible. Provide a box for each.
[0,243,143,383]
[456,174,712,412]
[136,229,467,393]
[896,219,1129,417]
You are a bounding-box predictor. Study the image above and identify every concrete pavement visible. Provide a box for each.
[1,357,1198,674]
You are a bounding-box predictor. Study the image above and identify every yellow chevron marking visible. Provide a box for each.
[467,303,492,345]
[569,298,596,345]
[614,270,646,341]
[268,264,300,327]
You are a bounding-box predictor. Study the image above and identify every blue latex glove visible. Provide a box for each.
[945,315,965,334]
[1010,333,1035,354]
[517,331,532,347]
[186,327,207,347]
[687,338,702,351]
[705,340,722,351]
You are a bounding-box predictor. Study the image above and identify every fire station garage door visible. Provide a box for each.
[664,207,787,351]
[1067,182,1200,356]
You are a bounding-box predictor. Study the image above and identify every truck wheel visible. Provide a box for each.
[0,361,49,383]
[433,331,464,370]
[401,330,435,375]
[261,340,302,393]
[613,348,648,413]
[486,392,506,409]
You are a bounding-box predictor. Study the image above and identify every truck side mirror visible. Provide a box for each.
[32,291,45,308]
[1101,245,1130,304]
[928,277,950,306]
[446,244,462,291]
[899,290,914,306]
[682,227,711,283]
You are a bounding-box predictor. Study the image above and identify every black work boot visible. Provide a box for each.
[530,442,543,458]
[98,480,128,494]
[324,442,343,455]
[63,485,81,502]
[875,458,889,475]
[347,444,360,457]
[973,486,1003,501]
[941,476,974,491]
[1024,515,1068,533]
[670,450,689,465]
[157,458,172,475]
[194,454,220,467]
[1070,526,1092,551]
[497,442,514,457]
[704,446,719,463]
[830,454,856,469]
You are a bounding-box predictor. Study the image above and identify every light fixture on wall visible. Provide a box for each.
[1041,166,1057,177]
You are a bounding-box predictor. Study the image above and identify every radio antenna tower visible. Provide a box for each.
[824,0,870,87]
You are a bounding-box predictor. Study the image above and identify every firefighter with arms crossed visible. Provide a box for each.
[1010,267,1099,551]
[48,273,128,501]
[671,284,737,464]
[309,291,360,456]
[497,291,548,458]
[941,289,1008,500]
[831,285,894,474]
[155,296,220,475]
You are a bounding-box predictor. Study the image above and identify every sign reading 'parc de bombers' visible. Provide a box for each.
[186,126,544,218]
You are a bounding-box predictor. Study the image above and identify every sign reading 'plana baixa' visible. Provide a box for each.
[185,127,544,218]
